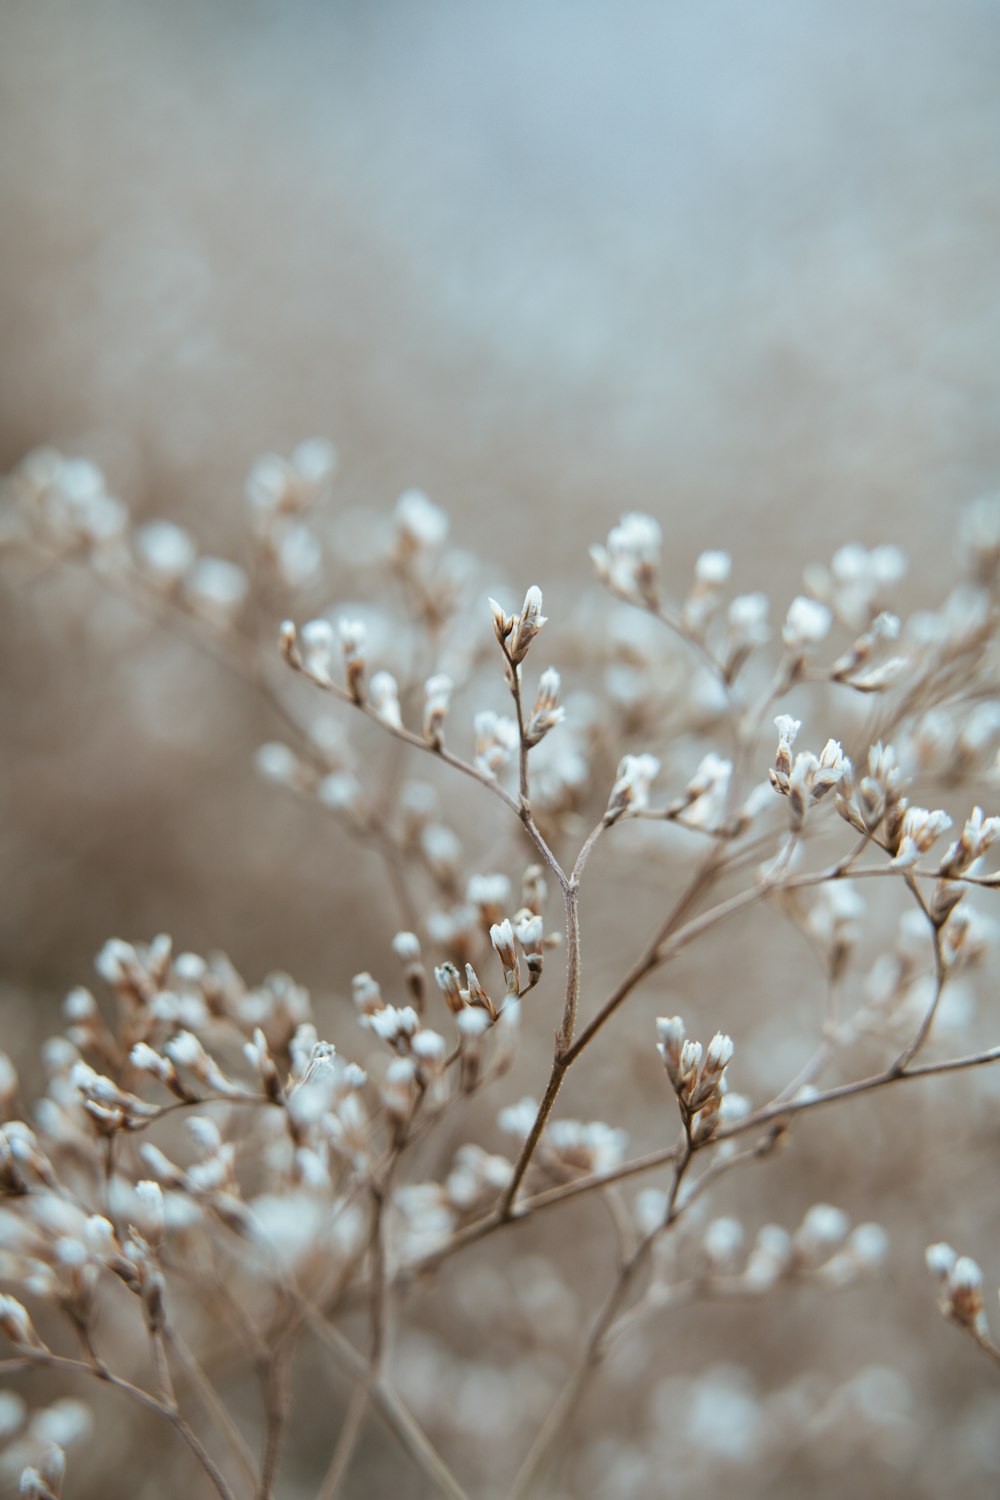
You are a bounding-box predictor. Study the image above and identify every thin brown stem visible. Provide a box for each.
[12,1347,239,1500]
[307,1319,472,1500]
[316,1156,399,1500]
[507,1136,694,1500]
[721,1043,1000,1143]
[164,1327,260,1493]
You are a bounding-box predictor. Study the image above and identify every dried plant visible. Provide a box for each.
[1,446,1000,1499]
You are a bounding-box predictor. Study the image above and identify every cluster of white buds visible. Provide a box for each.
[489,918,521,997]
[656,1017,735,1142]
[70,1061,159,1132]
[393,1183,457,1262]
[489,586,547,665]
[244,441,334,588]
[86,1204,166,1329]
[422,674,453,749]
[525,667,564,744]
[544,1119,629,1175]
[94,934,169,999]
[890,805,953,869]
[781,595,833,653]
[474,711,519,777]
[791,1203,851,1266]
[138,1121,246,1231]
[590,512,661,605]
[444,1143,513,1213]
[926,1243,989,1340]
[841,740,906,838]
[366,1004,447,1084]
[245,440,336,530]
[495,1100,625,1175]
[829,611,906,693]
[769,718,852,831]
[7,450,127,552]
[814,1221,891,1287]
[606,753,660,821]
[681,550,731,639]
[285,1043,366,1151]
[129,1042,198,1102]
[497,1096,541,1140]
[710,1211,887,1292]
[804,541,908,630]
[434,960,498,1020]
[939,806,1000,877]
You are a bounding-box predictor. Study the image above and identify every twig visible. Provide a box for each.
[164,1326,260,1493]
[306,1318,472,1500]
[7,1347,240,1500]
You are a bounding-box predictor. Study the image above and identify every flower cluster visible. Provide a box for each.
[2,442,1000,1500]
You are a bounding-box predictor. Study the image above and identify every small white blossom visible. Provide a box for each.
[254,742,302,788]
[507,586,547,663]
[184,557,248,625]
[133,519,196,584]
[369,671,403,730]
[783,595,833,650]
[607,753,660,819]
[299,618,336,682]
[892,806,953,868]
[423,674,453,748]
[395,489,449,550]
[590,512,662,602]
[474,711,519,777]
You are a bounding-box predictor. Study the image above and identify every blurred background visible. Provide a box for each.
[3,2,1000,1496]
[4,0,1000,989]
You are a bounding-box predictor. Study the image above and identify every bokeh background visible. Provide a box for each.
[3,3,1000,1497]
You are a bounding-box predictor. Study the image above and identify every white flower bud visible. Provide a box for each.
[134,519,196,584]
[395,489,448,549]
[369,671,402,730]
[300,618,335,683]
[783,596,832,650]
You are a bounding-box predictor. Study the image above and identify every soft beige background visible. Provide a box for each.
[3,0,999,995]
